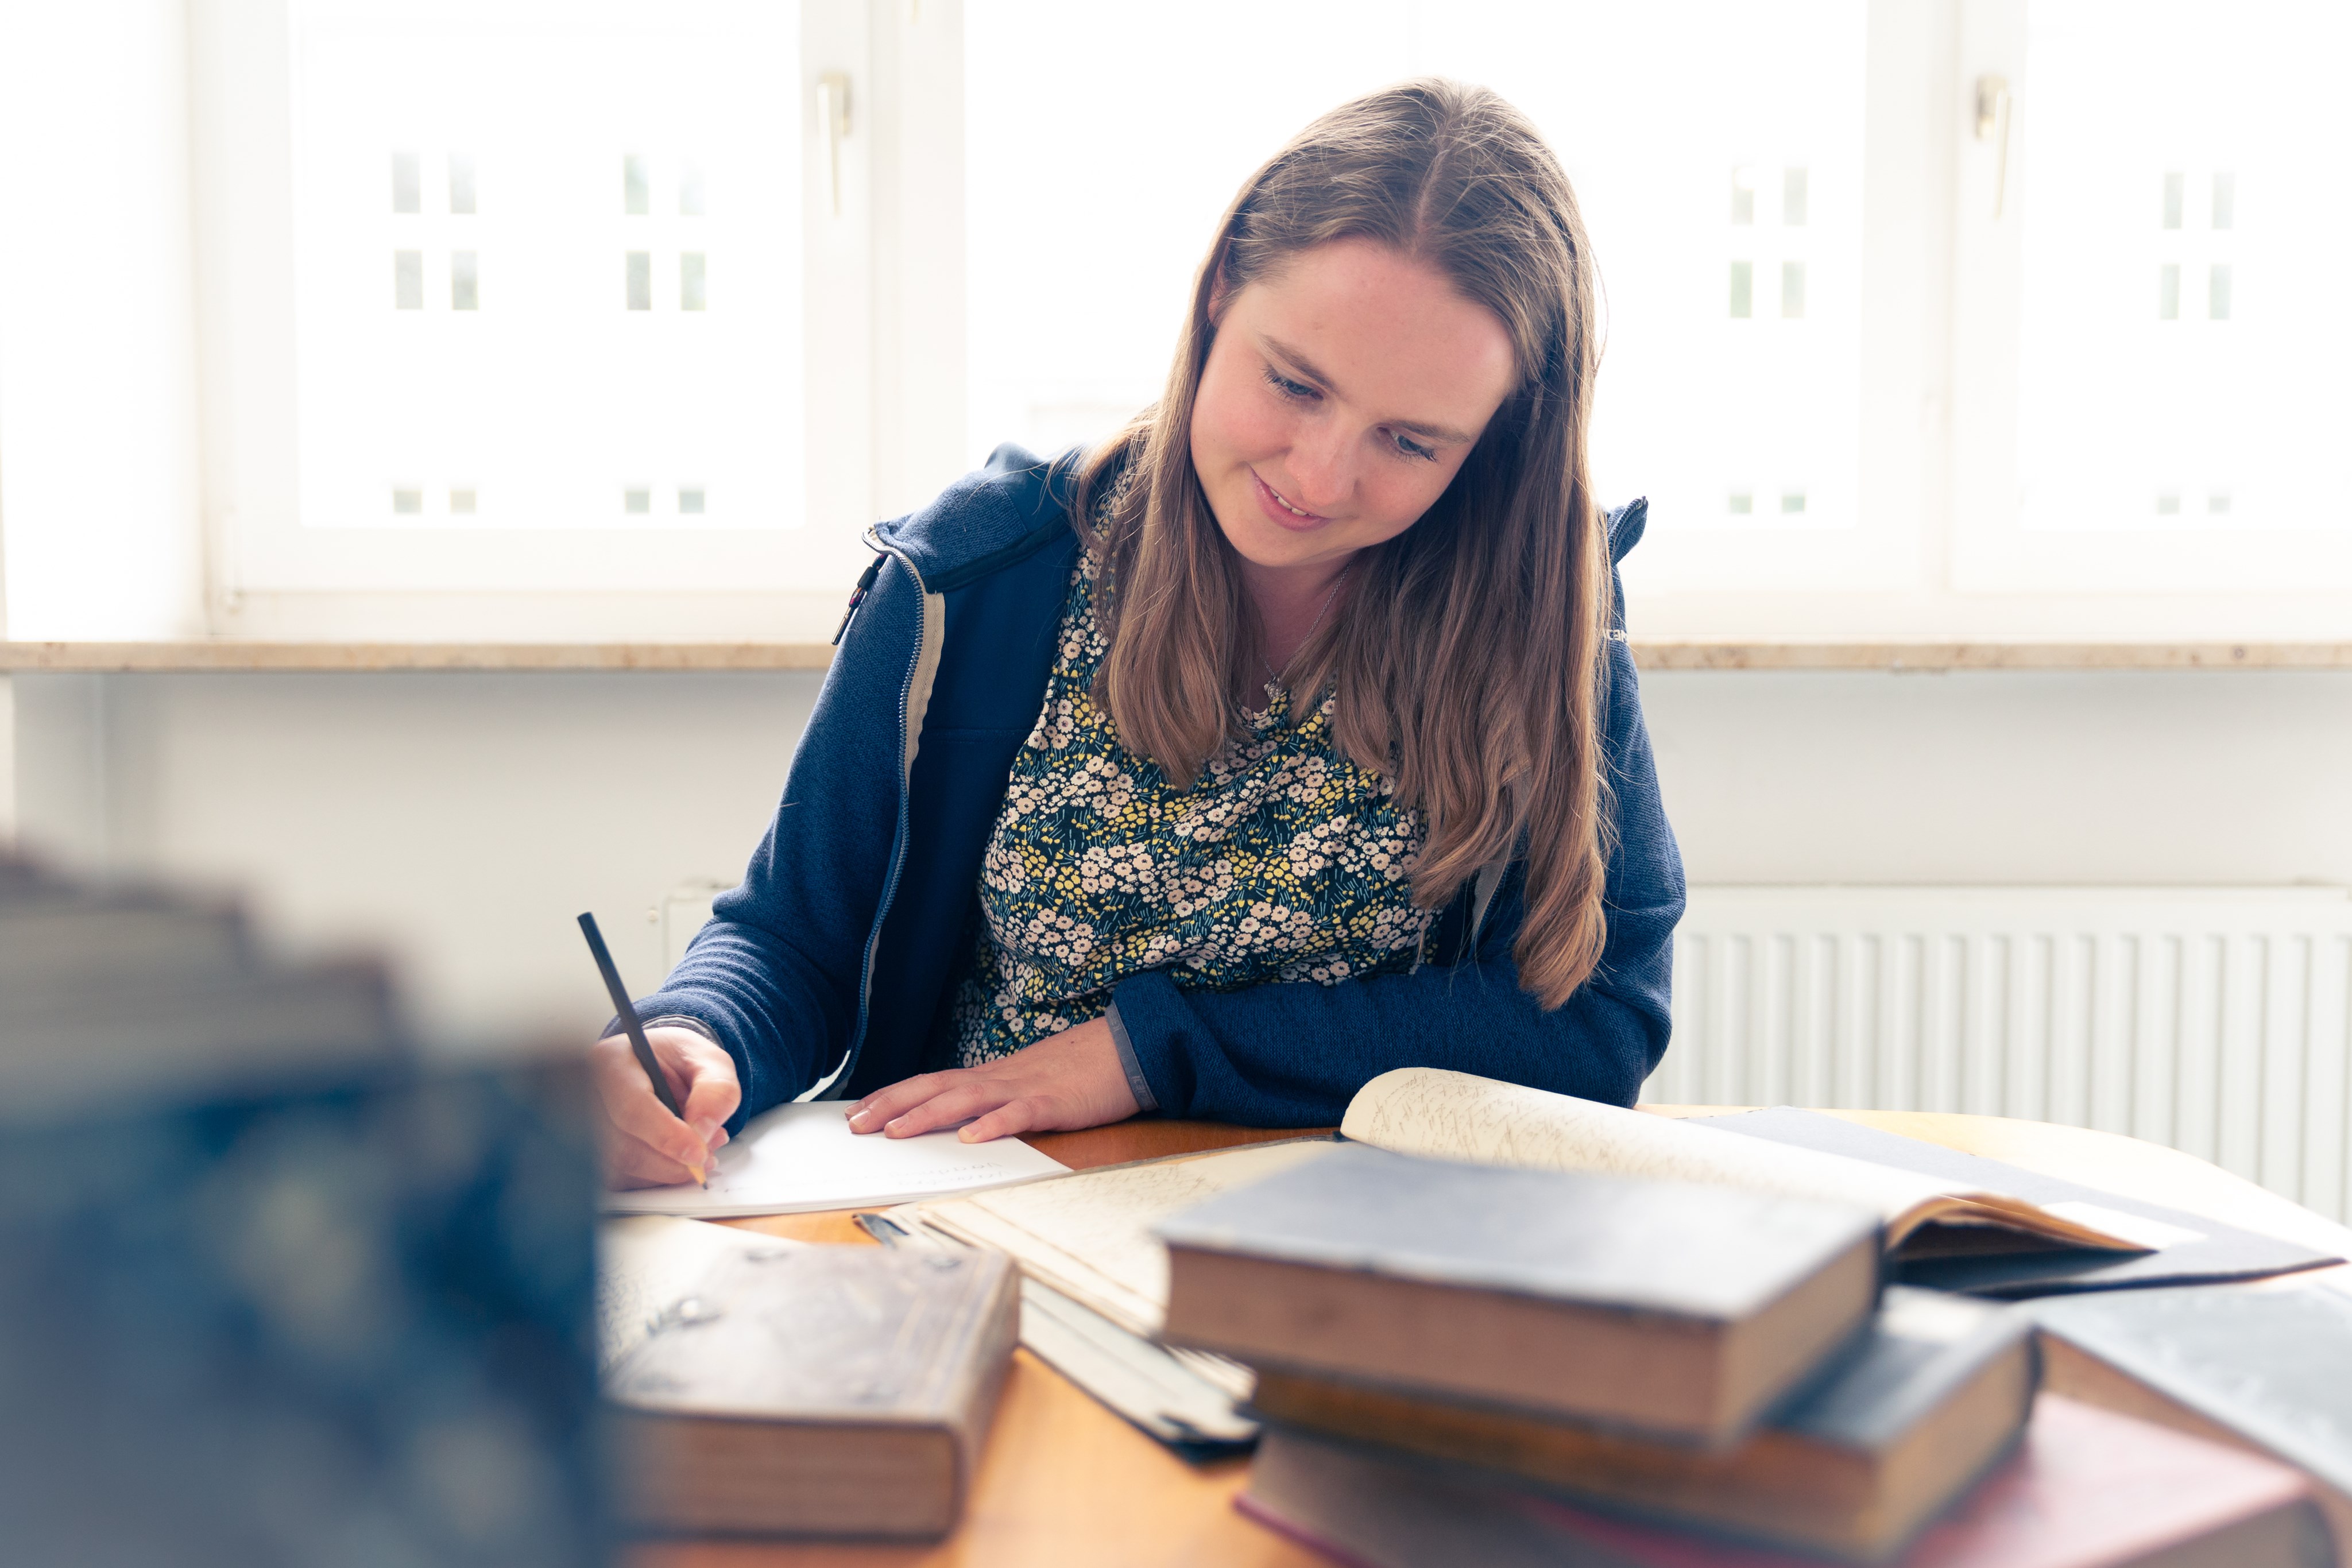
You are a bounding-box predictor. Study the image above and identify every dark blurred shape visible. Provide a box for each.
[0,853,607,1567]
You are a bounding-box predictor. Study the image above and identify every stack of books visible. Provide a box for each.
[0,854,608,1566]
[1157,1143,2335,1567]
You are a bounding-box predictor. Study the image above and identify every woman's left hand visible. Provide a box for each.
[846,1016,1140,1143]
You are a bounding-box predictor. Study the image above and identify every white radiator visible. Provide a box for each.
[1645,887,2352,1222]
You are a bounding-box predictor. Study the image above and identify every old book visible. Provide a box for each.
[1239,1394,2332,1568]
[598,1215,810,1379]
[856,1211,1260,1457]
[5,959,400,1117]
[2033,1284,2352,1558]
[1344,1068,2210,1263]
[0,884,250,992]
[888,1136,1337,1340]
[1247,1287,2034,1563]
[0,854,605,1565]
[1156,1143,1883,1444]
[3,1051,608,1566]
[604,1245,1019,1539]
[889,1072,2207,1368]
[1695,1108,2334,1295]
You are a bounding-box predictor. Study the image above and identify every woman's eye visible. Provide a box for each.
[1263,367,1317,401]
[1392,432,1437,462]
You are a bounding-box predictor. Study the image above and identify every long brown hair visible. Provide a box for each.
[1074,78,1611,1010]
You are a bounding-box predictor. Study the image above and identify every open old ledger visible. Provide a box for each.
[1339,1069,2149,1256]
[893,1068,2152,1348]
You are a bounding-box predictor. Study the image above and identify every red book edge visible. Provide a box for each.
[1233,1394,2322,1568]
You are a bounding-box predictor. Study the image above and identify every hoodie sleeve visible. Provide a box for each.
[621,553,924,1126]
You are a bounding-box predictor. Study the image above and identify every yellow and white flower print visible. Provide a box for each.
[951,545,1432,1067]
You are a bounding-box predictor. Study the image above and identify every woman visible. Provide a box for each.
[597,79,1684,1187]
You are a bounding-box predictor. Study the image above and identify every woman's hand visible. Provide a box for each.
[592,1025,742,1188]
[847,1016,1139,1143]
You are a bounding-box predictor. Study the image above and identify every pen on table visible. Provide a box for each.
[577,910,707,1187]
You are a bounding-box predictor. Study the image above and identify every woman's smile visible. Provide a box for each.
[1190,236,1516,596]
[1251,469,1331,531]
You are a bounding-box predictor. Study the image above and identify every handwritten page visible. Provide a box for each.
[1341,1068,1972,1224]
[602,1101,1067,1219]
[904,1139,1337,1336]
[596,1215,803,1378]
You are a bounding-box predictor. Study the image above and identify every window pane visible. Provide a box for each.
[2016,1,2352,532]
[288,1,803,532]
[965,2,1866,535]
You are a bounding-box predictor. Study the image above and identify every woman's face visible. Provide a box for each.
[1190,237,1518,584]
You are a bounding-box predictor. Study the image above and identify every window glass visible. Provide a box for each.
[287,1,802,532]
[964,1,1866,535]
[2016,1,2352,533]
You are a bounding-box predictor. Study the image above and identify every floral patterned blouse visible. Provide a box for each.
[950,506,1433,1068]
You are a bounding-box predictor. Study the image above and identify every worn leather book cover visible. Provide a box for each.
[605,1246,1019,1539]
[2034,1283,2352,1557]
[1247,1287,2036,1562]
[1156,1143,1883,1444]
[1239,1393,2332,1568]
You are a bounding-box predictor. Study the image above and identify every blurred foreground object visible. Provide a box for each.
[0,854,606,1567]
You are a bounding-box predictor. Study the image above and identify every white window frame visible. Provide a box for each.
[11,0,2348,646]
[1612,0,1948,626]
[1624,0,2352,642]
[1944,0,2352,625]
[185,0,965,642]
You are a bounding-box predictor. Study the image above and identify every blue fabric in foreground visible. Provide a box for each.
[629,446,1686,1129]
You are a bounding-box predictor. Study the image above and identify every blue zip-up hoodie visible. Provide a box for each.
[631,446,1685,1130]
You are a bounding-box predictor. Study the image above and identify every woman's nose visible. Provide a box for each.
[1285,427,1354,514]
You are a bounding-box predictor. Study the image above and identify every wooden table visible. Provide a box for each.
[628,1110,2352,1568]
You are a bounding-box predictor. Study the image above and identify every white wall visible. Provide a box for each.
[0,0,208,638]
[1641,669,2352,886]
[10,671,818,1045]
[10,668,2351,1046]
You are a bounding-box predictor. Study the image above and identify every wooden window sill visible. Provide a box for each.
[5,640,2351,674]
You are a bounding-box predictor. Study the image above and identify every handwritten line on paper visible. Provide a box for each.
[602,1101,1067,1219]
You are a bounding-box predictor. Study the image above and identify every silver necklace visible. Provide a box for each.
[1263,564,1350,689]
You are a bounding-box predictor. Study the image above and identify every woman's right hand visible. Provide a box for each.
[592,1025,742,1189]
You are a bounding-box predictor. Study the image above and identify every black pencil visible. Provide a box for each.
[578,910,706,1187]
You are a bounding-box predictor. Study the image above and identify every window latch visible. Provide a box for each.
[817,70,852,217]
[1974,74,2013,220]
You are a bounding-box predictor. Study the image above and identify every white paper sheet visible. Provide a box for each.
[601,1101,1069,1218]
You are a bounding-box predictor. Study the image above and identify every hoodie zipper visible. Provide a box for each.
[832,552,887,645]
[813,528,936,1099]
